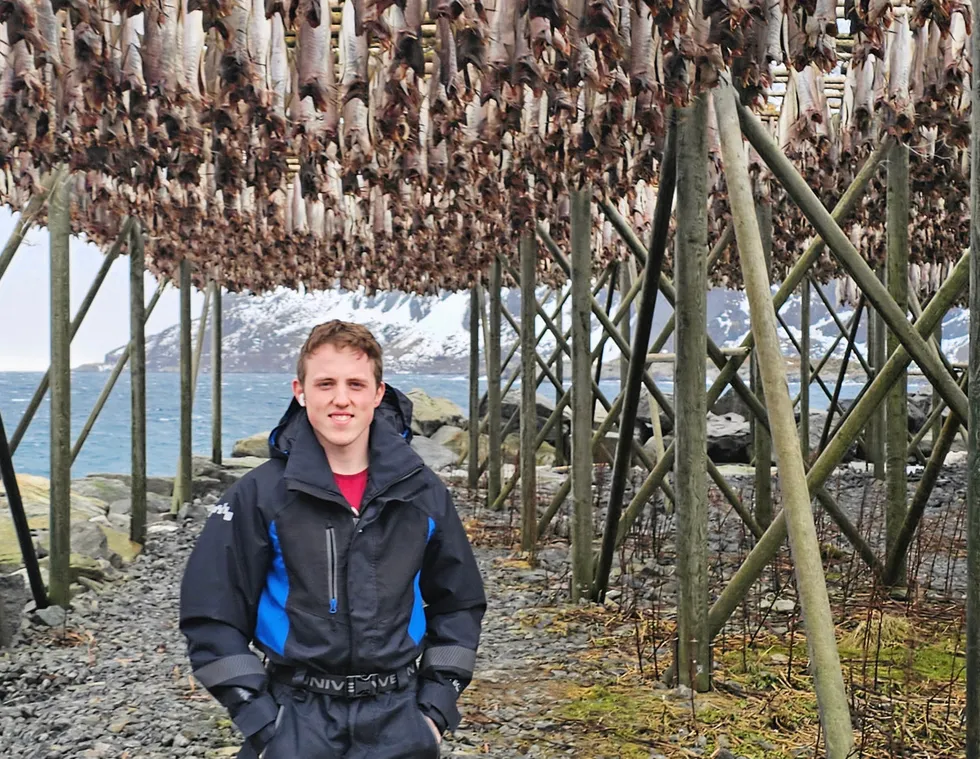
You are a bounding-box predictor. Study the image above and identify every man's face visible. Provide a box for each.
[293,343,385,458]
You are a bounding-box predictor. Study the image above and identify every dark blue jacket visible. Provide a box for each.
[178,402,486,741]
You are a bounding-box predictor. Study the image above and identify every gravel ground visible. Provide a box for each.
[0,461,970,759]
[0,496,592,759]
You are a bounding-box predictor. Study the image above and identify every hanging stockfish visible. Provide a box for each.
[454,0,488,72]
[267,12,289,130]
[218,0,263,105]
[34,0,61,75]
[881,11,913,137]
[248,0,272,88]
[340,0,373,179]
[298,0,332,113]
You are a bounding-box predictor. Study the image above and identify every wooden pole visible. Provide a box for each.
[175,260,194,509]
[569,187,594,601]
[886,142,910,592]
[555,285,567,467]
[488,257,503,508]
[592,266,619,424]
[130,223,147,545]
[469,285,481,489]
[211,279,223,466]
[620,265,631,389]
[967,0,980,748]
[172,280,210,512]
[715,79,854,758]
[191,288,211,402]
[48,168,71,608]
[870,277,886,478]
[9,218,136,454]
[737,103,967,424]
[933,321,943,449]
[819,297,867,452]
[800,278,811,458]
[519,234,538,553]
[0,410,48,607]
[754,191,773,527]
[674,97,710,692]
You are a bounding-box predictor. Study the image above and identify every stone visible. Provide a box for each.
[231,432,271,458]
[406,389,466,437]
[706,413,752,463]
[430,425,465,448]
[70,521,109,561]
[31,605,67,627]
[0,573,29,647]
[179,502,210,522]
[69,477,132,507]
[85,473,173,496]
[410,436,457,471]
[478,389,567,443]
[501,433,555,466]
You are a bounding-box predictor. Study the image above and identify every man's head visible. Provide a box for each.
[292,320,385,469]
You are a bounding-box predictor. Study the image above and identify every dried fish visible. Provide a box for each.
[298,0,331,109]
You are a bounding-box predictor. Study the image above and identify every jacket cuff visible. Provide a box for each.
[417,679,461,733]
[230,692,279,739]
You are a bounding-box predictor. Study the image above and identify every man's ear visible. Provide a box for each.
[374,381,386,408]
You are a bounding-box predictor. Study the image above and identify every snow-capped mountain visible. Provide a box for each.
[82,281,969,375]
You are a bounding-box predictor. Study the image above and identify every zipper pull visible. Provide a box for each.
[330,598,338,614]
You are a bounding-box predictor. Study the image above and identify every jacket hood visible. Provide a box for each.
[267,394,425,504]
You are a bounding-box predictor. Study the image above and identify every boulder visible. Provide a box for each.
[478,389,567,443]
[410,436,457,471]
[69,477,132,506]
[707,413,752,464]
[406,389,466,437]
[232,432,271,458]
[0,474,108,520]
[108,492,172,516]
[70,522,109,561]
[430,425,465,448]
[0,574,29,647]
[85,473,173,496]
[710,389,753,419]
[501,434,555,466]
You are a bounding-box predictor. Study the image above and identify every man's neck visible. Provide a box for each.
[318,437,370,475]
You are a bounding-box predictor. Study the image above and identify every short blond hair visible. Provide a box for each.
[296,320,383,386]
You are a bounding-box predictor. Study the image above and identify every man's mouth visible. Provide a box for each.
[329,413,353,424]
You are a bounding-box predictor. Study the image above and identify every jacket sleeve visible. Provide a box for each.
[178,476,279,741]
[417,483,487,734]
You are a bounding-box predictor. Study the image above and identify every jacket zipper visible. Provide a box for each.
[345,466,423,672]
[325,526,338,614]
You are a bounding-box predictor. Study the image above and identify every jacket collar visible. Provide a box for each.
[278,410,425,506]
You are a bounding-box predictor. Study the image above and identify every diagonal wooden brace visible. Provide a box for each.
[737,103,968,428]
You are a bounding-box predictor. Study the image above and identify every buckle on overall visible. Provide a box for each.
[349,674,379,697]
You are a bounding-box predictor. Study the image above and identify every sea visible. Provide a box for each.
[0,371,923,479]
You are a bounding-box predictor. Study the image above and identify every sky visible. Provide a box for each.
[0,209,205,371]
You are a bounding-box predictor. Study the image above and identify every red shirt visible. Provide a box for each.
[334,469,368,514]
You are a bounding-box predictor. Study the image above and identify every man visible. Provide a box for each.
[179,320,487,758]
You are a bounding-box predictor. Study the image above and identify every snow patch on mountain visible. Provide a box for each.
[81,281,968,375]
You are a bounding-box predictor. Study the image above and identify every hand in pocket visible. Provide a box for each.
[422,715,442,745]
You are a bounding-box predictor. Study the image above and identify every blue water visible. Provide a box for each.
[0,371,919,478]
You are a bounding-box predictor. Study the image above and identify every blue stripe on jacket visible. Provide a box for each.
[408,518,437,645]
[256,520,290,655]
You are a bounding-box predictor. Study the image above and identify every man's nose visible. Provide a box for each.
[334,387,350,405]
